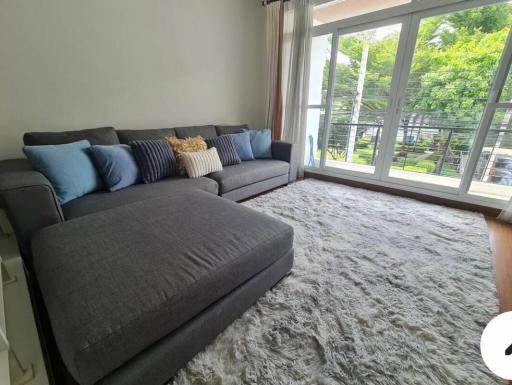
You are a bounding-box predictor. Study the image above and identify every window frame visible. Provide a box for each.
[306,0,512,209]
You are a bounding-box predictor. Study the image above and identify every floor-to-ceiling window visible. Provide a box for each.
[306,0,512,209]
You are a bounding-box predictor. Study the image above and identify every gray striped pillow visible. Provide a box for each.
[205,135,241,166]
[130,140,177,183]
[180,148,223,178]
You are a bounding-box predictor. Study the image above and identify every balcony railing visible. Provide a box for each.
[312,120,512,185]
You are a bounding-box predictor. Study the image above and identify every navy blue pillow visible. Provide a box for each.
[130,140,177,183]
[205,136,241,166]
[89,145,141,192]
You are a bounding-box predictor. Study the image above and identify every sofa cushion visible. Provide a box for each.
[23,140,102,204]
[130,140,178,183]
[181,148,223,178]
[207,159,289,194]
[245,129,272,159]
[227,132,254,161]
[23,127,119,146]
[89,145,141,192]
[174,125,217,139]
[116,128,176,144]
[205,135,241,166]
[62,177,218,219]
[32,190,294,385]
[214,124,248,136]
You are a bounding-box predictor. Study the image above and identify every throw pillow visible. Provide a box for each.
[180,148,223,178]
[167,135,208,173]
[167,135,207,153]
[130,140,177,184]
[226,132,254,161]
[89,145,140,192]
[23,140,102,204]
[205,135,241,166]
[244,129,272,159]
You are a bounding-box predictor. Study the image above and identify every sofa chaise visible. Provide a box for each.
[0,124,297,385]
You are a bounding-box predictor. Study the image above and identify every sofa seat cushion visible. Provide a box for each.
[62,177,218,219]
[207,159,289,194]
[32,191,294,385]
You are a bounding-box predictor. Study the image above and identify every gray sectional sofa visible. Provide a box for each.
[0,125,297,385]
[1,125,296,258]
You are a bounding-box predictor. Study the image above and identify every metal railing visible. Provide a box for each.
[314,120,512,182]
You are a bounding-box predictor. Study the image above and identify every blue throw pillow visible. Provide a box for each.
[23,140,102,204]
[244,129,272,159]
[226,132,254,161]
[89,145,141,192]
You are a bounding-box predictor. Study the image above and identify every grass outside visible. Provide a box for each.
[316,141,462,178]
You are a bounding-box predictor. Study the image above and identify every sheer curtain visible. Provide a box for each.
[282,0,313,177]
[265,0,313,177]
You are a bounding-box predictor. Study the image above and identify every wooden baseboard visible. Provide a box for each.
[305,171,501,217]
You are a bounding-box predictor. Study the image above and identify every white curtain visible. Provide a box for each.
[265,2,281,130]
[282,0,313,177]
[498,199,512,222]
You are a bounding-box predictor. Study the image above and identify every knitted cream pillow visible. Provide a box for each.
[180,148,223,178]
[166,135,207,173]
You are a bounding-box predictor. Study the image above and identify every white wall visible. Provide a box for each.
[0,0,266,159]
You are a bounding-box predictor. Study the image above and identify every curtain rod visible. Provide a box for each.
[262,0,290,6]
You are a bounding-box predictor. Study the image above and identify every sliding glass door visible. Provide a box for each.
[306,0,512,207]
[305,19,405,176]
[386,2,512,190]
[326,22,402,174]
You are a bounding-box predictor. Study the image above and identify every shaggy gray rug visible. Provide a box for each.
[173,179,499,385]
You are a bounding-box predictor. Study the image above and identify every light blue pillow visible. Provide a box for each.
[244,129,272,159]
[89,145,141,192]
[23,140,102,204]
[226,132,254,161]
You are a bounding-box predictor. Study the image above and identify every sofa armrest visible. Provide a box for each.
[271,140,297,182]
[0,171,63,261]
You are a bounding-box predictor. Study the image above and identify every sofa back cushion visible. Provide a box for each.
[174,125,217,139]
[89,145,141,192]
[205,136,241,166]
[23,140,102,204]
[116,128,176,144]
[23,127,119,146]
[214,124,248,136]
[130,140,177,183]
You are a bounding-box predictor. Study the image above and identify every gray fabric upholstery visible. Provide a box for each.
[207,160,290,194]
[0,171,63,259]
[23,127,119,146]
[98,249,293,385]
[116,128,176,144]
[174,125,217,139]
[62,177,218,219]
[222,174,289,202]
[32,191,294,385]
[214,124,248,136]
[271,141,297,182]
[0,159,33,173]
